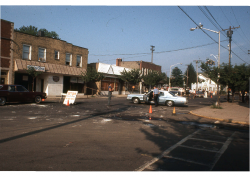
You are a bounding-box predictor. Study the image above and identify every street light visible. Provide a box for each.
[169,63,182,91]
[191,23,220,106]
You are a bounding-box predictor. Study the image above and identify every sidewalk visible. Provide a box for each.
[190,102,249,125]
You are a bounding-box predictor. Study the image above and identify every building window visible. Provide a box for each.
[38,48,46,62]
[22,44,31,60]
[55,50,59,60]
[76,55,82,67]
[66,53,72,66]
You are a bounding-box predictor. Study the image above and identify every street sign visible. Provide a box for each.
[63,91,78,105]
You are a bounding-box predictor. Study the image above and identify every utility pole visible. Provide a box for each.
[193,60,201,91]
[222,26,240,102]
[150,45,155,63]
[185,64,189,88]
[222,26,240,66]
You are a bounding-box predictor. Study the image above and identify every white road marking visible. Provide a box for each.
[209,131,236,170]
[135,129,201,171]
[135,129,235,171]
[189,137,225,144]
[164,155,210,167]
[179,144,219,153]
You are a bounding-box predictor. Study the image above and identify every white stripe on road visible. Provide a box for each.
[135,129,201,171]
[209,131,236,170]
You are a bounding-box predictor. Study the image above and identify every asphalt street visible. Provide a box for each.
[0,96,249,171]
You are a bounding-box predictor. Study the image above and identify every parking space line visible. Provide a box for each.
[210,131,236,170]
[164,155,210,167]
[179,145,219,153]
[189,137,225,144]
[135,129,236,171]
[135,129,201,171]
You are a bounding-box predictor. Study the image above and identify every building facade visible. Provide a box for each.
[0,19,14,84]
[11,30,88,96]
[116,58,162,93]
[191,73,217,93]
[88,62,131,95]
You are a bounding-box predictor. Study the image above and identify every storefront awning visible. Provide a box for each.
[15,59,86,76]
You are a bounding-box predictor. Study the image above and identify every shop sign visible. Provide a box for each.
[27,65,45,72]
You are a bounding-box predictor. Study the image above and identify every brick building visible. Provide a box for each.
[88,62,131,95]
[0,19,14,84]
[3,23,89,96]
[116,58,161,74]
[116,58,162,93]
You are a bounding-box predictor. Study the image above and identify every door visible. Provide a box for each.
[41,79,44,92]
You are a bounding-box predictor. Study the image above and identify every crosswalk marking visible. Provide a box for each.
[135,129,235,171]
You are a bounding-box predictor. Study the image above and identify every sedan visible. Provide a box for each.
[127,90,188,107]
[195,91,204,98]
[0,84,47,106]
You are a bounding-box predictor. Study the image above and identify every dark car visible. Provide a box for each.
[0,84,47,106]
[195,91,204,98]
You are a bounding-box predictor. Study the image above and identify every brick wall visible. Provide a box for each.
[13,31,88,70]
[115,59,161,72]
[1,19,12,67]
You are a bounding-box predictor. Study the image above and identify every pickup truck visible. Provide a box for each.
[0,84,47,106]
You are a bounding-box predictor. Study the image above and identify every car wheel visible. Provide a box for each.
[132,98,140,104]
[166,100,173,107]
[0,97,6,106]
[35,96,42,104]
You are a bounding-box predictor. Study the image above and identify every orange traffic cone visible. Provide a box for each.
[149,105,152,114]
[211,95,212,98]
[172,107,176,115]
[66,99,70,106]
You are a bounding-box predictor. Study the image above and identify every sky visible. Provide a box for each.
[1,1,250,75]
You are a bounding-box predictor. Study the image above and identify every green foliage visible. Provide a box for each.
[80,67,104,83]
[119,69,142,85]
[171,67,183,87]
[200,62,219,84]
[184,63,196,88]
[15,25,60,39]
[25,66,43,91]
[200,62,250,101]
[142,70,166,87]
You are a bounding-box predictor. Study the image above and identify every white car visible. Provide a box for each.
[127,90,188,107]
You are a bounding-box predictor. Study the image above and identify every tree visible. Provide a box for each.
[142,70,167,89]
[184,63,196,88]
[15,25,60,39]
[25,66,43,91]
[80,66,104,84]
[200,62,250,103]
[171,67,183,87]
[119,69,142,85]
[80,67,104,96]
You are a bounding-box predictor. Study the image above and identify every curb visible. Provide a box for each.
[189,111,249,125]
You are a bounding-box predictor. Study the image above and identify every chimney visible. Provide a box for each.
[38,31,44,37]
[116,58,122,66]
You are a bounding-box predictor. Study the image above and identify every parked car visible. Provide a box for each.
[0,84,47,106]
[169,91,182,96]
[195,91,204,98]
[127,90,188,107]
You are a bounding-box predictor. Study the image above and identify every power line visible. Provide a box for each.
[178,6,249,64]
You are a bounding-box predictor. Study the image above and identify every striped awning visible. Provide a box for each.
[15,59,86,76]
